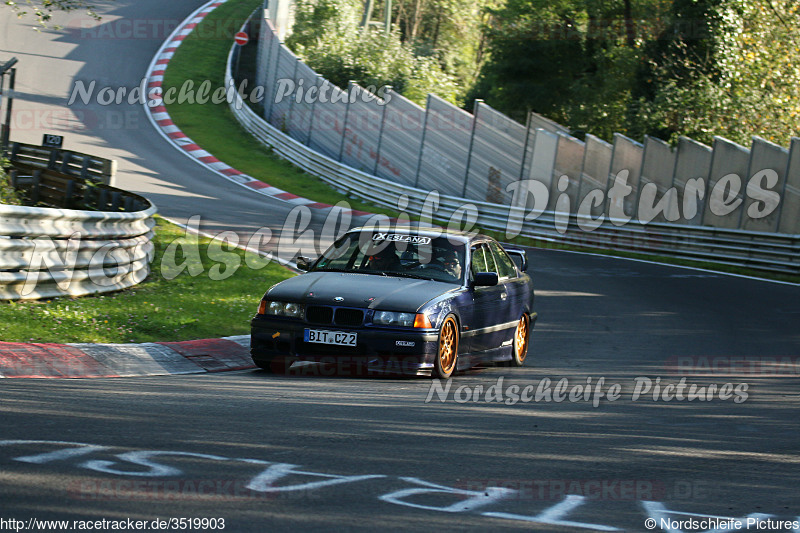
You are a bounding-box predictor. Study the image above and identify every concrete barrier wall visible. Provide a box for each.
[528,129,558,199]
[252,7,800,235]
[672,137,712,226]
[373,89,424,185]
[638,136,677,224]
[466,102,527,204]
[553,134,585,211]
[229,40,800,275]
[577,135,612,219]
[415,94,472,196]
[338,84,384,174]
[742,137,789,233]
[704,137,750,229]
[608,134,643,220]
[780,138,800,234]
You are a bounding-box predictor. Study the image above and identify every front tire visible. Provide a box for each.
[433,314,459,379]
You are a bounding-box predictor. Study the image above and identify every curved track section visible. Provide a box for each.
[1,2,799,531]
[142,0,359,215]
[1,0,334,261]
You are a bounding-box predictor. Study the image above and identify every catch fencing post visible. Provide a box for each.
[462,99,481,197]
[338,81,356,162]
[414,94,432,188]
[373,86,391,175]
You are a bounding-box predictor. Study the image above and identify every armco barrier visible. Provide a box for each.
[1,158,156,300]
[0,203,156,300]
[225,20,800,276]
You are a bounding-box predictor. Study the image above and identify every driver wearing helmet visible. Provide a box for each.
[368,246,401,271]
[439,248,462,280]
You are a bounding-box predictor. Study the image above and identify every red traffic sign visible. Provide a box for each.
[234,32,249,46]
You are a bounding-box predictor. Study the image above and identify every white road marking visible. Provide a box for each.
[1,439,794,530]
[483,494,621,531]
[379,477,515,513]
[0,440,111,464]
[246,463,384,493]
[81,451,232,477]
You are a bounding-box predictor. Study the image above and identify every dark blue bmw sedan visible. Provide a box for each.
[250,226,536,378]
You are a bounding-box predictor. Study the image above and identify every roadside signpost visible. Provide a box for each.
[233,32,249,79]
[42,134,64,149]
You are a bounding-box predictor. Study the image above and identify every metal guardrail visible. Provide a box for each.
[224,39,800,277]
[0,203,157,300]
[8,142,116,185]
[1,154,156,300]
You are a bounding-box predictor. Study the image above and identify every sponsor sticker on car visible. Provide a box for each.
[372,233,432,245]
[304,329,357,346]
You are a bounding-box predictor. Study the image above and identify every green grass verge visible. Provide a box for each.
[0,217,292,343]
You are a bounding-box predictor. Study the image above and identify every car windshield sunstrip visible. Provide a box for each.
[312,232,467,284]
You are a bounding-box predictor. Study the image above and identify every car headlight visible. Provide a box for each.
[259,300,304,318]
[373,311,420,327]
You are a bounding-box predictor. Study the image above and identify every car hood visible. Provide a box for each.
[266,272,460,311]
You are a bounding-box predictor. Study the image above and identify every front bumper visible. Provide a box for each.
[250,315,440,375]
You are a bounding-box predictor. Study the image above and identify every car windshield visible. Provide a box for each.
[312,231,467,284]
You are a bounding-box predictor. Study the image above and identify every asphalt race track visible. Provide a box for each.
[2,2,800,531]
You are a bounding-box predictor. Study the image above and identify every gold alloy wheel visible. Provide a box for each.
[436,315,459,378]
[514,314,530,364]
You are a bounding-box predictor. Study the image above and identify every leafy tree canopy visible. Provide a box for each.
[4,0,101,28]
[287,0,460,104]
[473,0,800,147]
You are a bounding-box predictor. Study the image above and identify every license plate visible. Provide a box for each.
[304,329,357,346]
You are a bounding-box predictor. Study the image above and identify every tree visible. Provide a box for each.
[473,0,800,147]
[472,0,661,135]
[0,159,23,206]
[287,0,459,105]
[632,0,800,146]
[392,0,492,86]
[3,0,101,28]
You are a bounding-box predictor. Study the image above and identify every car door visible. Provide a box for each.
[467,242,514,353]
[489,240,528,343]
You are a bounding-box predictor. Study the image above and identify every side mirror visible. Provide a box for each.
[296,257,311,271]
[472,272,499,287]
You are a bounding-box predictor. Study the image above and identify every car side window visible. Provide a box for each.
[470,244,498,276]
[470,245,486,276]
[489,242,518,279]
